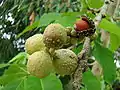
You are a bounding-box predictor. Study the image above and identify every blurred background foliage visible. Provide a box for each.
[0,0,82,63]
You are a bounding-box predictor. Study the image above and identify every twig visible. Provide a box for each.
[67,44,78,50]
[67,43,82,50]
[87,7,101,14]
[71,37,90,90]
[107,0,118,16]
[113,0,120,18]
[94,0,111,26]
[113,17,120,21]
[70,0,113,90]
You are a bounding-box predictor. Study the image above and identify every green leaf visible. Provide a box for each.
[101,80,105,90]
[55,12,80,27]
[2,76,42,90]
[93,42,116,84]
[83,70,101,90]
[22,76,42,90]
[17,21,39,38]
[81,0,88,12]
[41,73,63,90]
[110,33,120,52]
[0,64,9,69]
[0,85,4,90]
[39,13,61,27]
[87,0,103,8]
[0,64,28,85]
[73,44,83,55]
[99,19,120,38]
[8,52,27,64]
[2,74,63,90]
[2,80,23,90]
[16,76,43,90]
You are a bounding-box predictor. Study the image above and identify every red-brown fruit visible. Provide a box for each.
[75,20,90,31]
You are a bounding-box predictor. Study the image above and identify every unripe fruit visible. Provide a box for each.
[65,27,72,36]
[27,50,53,78]
[74,19,89,31]
[25,34,45,55]
[53,49,78,75]
[70,37,78,45]
[43,23,67,49]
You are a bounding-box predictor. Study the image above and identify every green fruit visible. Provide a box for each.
[25,34,45,54]
[27,50,53,78]
[63,36,71,47]
[70,37,78,45]
[53,49,78,75]
[43,23,67,49]
[65,27,72,36]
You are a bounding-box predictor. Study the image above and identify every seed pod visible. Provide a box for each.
[74,16,96,37]
[53,49,78,75]
[25,34,45,55]
[27,50,53,78]
[43,23,67,49]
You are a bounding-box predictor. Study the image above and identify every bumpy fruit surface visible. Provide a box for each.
[75,19,90,31]
[43,23,67,49]
[25,34,45,54]
[65,27,72,36]
[27,50,53,78]
[53,49,78,75]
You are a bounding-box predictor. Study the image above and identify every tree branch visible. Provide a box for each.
[107,0,118,17]
[71,37,90,90]
[94,0,111,26]
[70,0,115,90]
[113,0,120,18]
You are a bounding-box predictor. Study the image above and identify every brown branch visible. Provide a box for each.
[29,11,35,25]
[70,0,115,90]
[107,0,118,16]
[87,7,101,14]
[113,0,120,19]
[113,17,120,21]
[94,0,112,47]
[67,44,78,50]
[94,0,111,26]
[71,37,90,90]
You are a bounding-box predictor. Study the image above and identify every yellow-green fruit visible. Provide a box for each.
[27,50,53,78]
[53,49,78,75]
[70,37,78,45]
[25,34,45,54]
[43,23,67,49]
[65,27,72,36]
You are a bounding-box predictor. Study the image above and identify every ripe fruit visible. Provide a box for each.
[27,50,53,78]
[75,19,89,31]
[43,23,67,49]
[74,16,96,37]
[53,49,78,75]
[25,34,45,55]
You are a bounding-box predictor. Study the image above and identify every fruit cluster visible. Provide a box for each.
[25,24,78,78]
[25,18,96,78]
